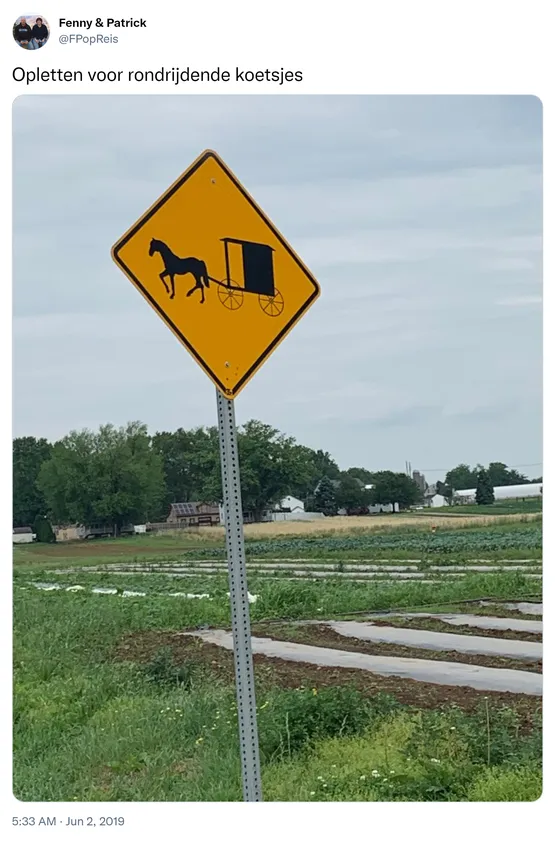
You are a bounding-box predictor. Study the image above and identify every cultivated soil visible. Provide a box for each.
[366,617,542,642]
[250,623,543,674]
[113,630,542,725]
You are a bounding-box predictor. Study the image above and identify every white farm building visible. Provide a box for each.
[453,483,542,504]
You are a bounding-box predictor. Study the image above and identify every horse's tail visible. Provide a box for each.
[202,262,210,288]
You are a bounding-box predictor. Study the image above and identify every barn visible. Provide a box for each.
[167,502,221,527]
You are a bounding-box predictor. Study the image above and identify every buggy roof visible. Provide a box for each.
[220,237,274,251]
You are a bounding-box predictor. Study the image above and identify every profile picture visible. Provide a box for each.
[13,15,50,49]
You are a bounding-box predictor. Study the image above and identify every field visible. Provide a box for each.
[13,516,542,802]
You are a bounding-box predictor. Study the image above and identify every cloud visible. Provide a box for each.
[12,95,542,477]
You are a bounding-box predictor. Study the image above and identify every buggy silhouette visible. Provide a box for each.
[211,238,284,317]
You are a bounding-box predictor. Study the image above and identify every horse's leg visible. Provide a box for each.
[159,271,170,296]
[186,274,203,300]
[169,275,175,299]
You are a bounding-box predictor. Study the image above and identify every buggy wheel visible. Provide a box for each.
[258,288,284,317]
[217,280,244,311]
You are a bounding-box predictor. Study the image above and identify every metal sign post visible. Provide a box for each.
[111,149,320,803]
[216,389,263,802]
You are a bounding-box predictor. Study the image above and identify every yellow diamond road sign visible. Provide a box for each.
[111,149,320,398]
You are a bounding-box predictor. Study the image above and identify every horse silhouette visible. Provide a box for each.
[149,238,210,304]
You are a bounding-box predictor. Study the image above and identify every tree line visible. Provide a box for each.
[12,421,541,532]
[436,462,541,502]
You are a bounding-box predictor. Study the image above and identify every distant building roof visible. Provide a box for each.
[169,501,220,517]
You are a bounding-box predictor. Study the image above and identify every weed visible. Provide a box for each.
[257,687,399,762]
[142,647,199,690]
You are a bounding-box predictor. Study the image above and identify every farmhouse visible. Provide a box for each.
[167,501,221,527]
[275,495,305,513]
[430,494,448,508]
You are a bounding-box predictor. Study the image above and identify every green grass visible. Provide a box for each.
[13,518,543,802]
[14,602,541,803]
[263,707,541,802]
[14,569,542,623]
[465,765,542,801]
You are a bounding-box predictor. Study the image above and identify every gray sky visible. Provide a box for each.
[12,95,542,481]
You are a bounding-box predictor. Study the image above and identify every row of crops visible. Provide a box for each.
[178,524,543,559]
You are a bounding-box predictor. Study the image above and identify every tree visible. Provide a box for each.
[444,464,478,492]
[38,422,165,534]
[369,471,421,510]
[32,515,56,543]
[152,420,325,521]
[314,476,337,516]
[436,481,453,503]
[335,472,372,513]
[13,437,53,527]
[486,462,527,487]
[345,467,375,485]
[151,426,220,516]
[311,450,341,480]
[475,469,495,505]
[234,421,313,521]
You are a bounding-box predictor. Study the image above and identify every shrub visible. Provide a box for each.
[32,516,56,543]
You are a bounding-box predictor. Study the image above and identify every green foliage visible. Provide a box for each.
[445,462,532,493]
[369,472,422,509]
[264,708,541,801]
[143,647,199,690]
[335,472,372,512]
[445,464,478,492]
[159,521,541,561]
[37,422,165,532]
[263,705,542,802]
[151,426,220,517]
[257,687,396,762]
[13,576,542,802]
[486,462,528,487]
[314,476,337,516]
[436,480,453,502]
[465,765,542,801]
[32,516,56,543]
[345,467,375,485]
[13,437,52,527]
[476,469,495,505]
[236,421,314,519]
